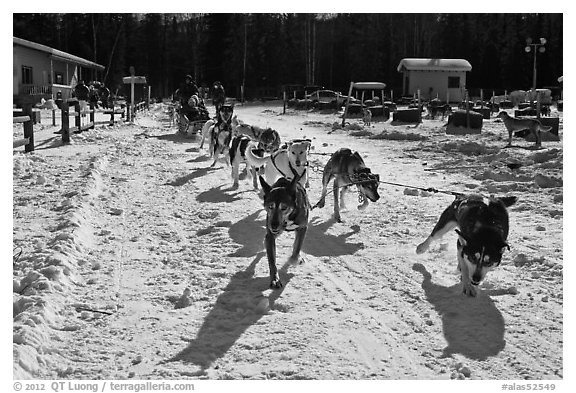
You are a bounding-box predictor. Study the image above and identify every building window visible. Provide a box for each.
[448,76,460,89]
[22,66,33,84]
[55,72,64,85]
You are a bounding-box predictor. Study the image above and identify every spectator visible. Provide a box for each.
[74,80,90,101]
[212,81,226,113]
[99,83,111,109]
[89,82,100,109]
[55,90,63,110]
[74,80,90,116]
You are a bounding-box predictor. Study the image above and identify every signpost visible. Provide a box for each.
[122,66,147,122]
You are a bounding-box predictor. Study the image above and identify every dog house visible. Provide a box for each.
[341,82,387,126]
[397,58,472,102]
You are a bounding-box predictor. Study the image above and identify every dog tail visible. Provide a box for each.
[245,144,270,168]
[201,119,214,136]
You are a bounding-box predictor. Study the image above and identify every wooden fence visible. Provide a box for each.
[60,99,95,144]
[13,104,34,152]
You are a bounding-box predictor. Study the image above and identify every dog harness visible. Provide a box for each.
[270,150,301,180]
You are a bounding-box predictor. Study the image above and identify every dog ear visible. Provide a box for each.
[498,196,518,207]
[455,229,468,246]
[259,176,272,195]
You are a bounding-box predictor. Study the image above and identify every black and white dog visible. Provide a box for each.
[229,135,261,189]
[416,194,517,296]
[200,104,234,166]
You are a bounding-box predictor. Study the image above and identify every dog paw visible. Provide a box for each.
[462,282,477,297]
[270,279,283,289]
[288,256,305,265]
[416,241,429,254]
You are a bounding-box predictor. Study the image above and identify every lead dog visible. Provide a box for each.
[200,104,234,153]
[260,172,309,289]
[209,122,232,167]
[315,148,380,222]
[416,194,517,297]
[246,139,311,189]
[496,111,551,148]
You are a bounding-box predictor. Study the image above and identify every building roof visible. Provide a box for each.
[13,37,105,70]
[397,58,472,72]
[352,82,387,90]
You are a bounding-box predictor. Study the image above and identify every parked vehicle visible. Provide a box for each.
[306,89,357,107]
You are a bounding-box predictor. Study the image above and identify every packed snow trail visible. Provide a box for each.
[13,103,563,380]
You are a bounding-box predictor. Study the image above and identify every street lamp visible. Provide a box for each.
[525,37,547,91]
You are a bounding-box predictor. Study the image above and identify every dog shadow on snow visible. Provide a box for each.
[167,252,294,371]
[227,212,364,258]
[164,167,219,187]
[167,211,366,370]
[412,263,506,360]
[196,185,252,204]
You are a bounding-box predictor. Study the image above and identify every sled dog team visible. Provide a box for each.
[193,104,520,296]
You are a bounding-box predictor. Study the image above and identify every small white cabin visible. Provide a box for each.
[397,58,472,102]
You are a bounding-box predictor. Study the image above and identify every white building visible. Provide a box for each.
[397,58,472,102]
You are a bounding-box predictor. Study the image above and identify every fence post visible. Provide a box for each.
[23,103,34,153]
[74,99,81,133]
[62,101,70,144]
[89,102,95,129]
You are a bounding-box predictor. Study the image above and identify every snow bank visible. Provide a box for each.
[13,154,106,378]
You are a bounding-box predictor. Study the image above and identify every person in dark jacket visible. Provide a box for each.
[74,80,90,101]
[178,75,200,122]
[89,82,100,109]
[212,81,226,113]
[74,80,90,116]
[98,83,111,109]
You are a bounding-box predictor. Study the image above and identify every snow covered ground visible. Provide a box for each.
[11,102,564,382]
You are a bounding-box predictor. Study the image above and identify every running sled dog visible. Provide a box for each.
[231,115,281,154]
[246,139,311,189]
[497,111,552,148]
[416,194,517,297]
[260,172,309,289]
[315,148,380,222]
[200,104,235,165]
[229,134,260,189]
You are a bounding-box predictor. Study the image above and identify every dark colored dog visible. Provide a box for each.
[231,116,281,154]
[416,194,517,297]
[427,103,453,120]
[210,122,232,167]
[316,148,380,222]
[200,104,234,153]
[260,173,309,289]
[257,128,282,153]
